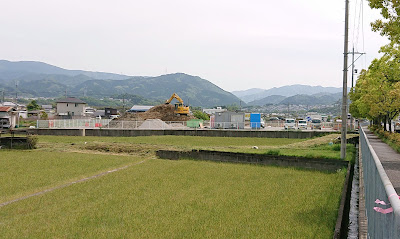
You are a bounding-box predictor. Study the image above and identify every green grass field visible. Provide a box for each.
[0,134,349,238]
[36,134,354,160]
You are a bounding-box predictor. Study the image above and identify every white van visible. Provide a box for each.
[298,120,307,129]
[284,118,296,130]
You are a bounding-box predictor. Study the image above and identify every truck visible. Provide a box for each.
[311,119,322,130]
[284,118,296,130]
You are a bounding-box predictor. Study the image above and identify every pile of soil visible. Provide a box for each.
[138,119,172,129]
[118,104,194,122]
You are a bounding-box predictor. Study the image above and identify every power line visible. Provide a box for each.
[352,0,359,47]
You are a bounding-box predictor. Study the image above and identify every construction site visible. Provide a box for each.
[109,104,195,129]
[109,93,196,130]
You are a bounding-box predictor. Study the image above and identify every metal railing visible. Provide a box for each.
[360,127,400,238]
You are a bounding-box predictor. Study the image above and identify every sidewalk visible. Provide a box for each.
[364,128,400,193]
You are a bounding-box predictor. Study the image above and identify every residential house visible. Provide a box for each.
[56,97,87,118]
[42,105,54,113]
[0,106,17,129]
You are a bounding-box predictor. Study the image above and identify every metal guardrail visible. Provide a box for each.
[360,127,400,238]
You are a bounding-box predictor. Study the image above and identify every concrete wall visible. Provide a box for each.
[0,137,31,149]
[24,128,330,138]
[156,149,349,172]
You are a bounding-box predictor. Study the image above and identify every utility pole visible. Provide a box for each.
[122,94,125,112]
[350,47,365,88]
[341,0,350,160]
[349,46,365,131]
[15,81,18,104]
[351,47,355,89]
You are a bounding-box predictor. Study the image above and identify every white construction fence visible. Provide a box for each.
[36,119,351,131]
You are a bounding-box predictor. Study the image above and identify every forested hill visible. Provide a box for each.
[0,60,241,107]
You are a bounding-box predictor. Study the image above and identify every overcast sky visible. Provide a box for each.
[0,0,389,91]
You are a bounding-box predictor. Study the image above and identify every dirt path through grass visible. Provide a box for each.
[0,159,147,208]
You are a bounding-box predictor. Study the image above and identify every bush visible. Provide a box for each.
[369,125,400,153]
[27,135,38,149]
[193,110,210,120]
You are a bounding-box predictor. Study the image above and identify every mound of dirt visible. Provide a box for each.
[138,119,172,129]
[118,104,195,122]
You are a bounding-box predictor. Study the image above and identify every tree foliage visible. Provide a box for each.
[193,110,210,120]
[351,1,400,130]
[27,100,41,111]
[350,44,400,129]
[369,0,400,43]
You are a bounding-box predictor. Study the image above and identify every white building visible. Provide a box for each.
[56,97,87,117]
[203,107,227,115]
[0,106,17,129]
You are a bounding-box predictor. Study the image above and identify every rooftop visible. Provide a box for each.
[129,105,154,112]
[0,106,13,112]
[56,97,86,104]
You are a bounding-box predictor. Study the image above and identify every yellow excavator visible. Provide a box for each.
[165,93,190,115]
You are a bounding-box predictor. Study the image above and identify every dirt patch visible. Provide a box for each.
[82,142,175,157]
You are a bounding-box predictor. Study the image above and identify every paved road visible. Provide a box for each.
[259,126,339,132]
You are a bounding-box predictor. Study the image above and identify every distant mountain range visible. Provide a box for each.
[0,60,347,107]
[232,85,344,106]
[0,60,131,80]
[0,60,241,107]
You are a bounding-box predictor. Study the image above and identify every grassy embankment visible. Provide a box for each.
[36,133,356,161]
[0,134,351,238]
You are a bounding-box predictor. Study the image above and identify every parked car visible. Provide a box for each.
[311,119,322,130]
[284,118,296,130]
[298,120,307,129]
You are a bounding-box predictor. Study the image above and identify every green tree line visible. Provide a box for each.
[350,0,400,131]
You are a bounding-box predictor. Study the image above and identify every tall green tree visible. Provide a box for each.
[350,45,400,130]
[369,0,400,43]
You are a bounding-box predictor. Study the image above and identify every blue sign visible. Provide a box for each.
[306,116,312,122]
